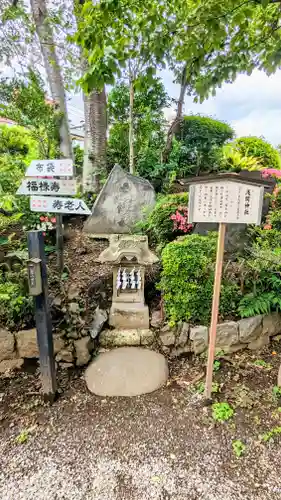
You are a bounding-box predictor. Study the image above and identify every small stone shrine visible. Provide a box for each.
[98,235,158,329]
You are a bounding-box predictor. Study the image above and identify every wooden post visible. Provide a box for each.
[205,222,226,401]
[27,230,57,402]
[56,213,64,273]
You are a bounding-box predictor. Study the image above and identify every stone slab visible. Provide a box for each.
[84,164,155,235]
[99,329,142,347]
[109,303,149,329]
[0,329,15,362]
[85,347,169,396]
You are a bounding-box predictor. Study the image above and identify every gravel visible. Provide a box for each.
[0,365,281,499]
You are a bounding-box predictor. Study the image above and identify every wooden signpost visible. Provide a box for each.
[27,230,57,401]
[17,158,91,398]
[188,174,266,401]
[17,158,91,272]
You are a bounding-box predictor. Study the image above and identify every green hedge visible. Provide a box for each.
[159,234,240,325]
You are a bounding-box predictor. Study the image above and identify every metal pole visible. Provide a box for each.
[56,213,64,273]
[205,222,226,401]
[27,230,57,402]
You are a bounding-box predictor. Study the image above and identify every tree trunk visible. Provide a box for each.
[87,87,107,192]
[30,0,72,159]
[162,64,188,164]
[129,75,135,174]
[82,80,107,193]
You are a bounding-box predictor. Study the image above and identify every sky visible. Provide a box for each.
[1,58,281,146]
[68,68,281,146]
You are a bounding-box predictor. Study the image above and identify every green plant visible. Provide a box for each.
[0,271,33,329]
[213,360,221,372]
[236,237,281,318]
[221,144,262,172]
[212,402,234,422]
[232,440,246,458]
[195,381,219,394]
[15,429,29,445]
[273,386,281,399]
[233,137,281,170]
[261,426,281,442]
[160,233,240,325]
[135,192,189,248]
[253,359,272,370]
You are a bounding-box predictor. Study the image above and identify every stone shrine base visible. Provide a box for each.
[85,347,169,397]
[109,303,150,329]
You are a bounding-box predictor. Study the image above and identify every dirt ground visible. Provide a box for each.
[1,342,281,500]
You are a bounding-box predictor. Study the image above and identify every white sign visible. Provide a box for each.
[17,178,76,196]
[188,181,264,225]
[30,196,91,215]
[25,159,73,177]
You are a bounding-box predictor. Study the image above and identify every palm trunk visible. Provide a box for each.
[82,81,107,194]
[87,87,107,193]
[162,64,188,164]
[30,0,72,159]
[129,74,135,174]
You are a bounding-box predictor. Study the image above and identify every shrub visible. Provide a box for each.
[159,233,240,325]
[221,144,262,171]
[0,125,39,164]
[135,193,190,248]
[0,281,33,330]
[233,136,281,169]
[175,115,234,176]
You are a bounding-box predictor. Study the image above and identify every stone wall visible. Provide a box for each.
[1,312,280,375]
[0,328,93,373]
[98,312,281,356]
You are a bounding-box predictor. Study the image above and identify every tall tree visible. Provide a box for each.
[74,0,107,193]
[75,0,172,174]
[30,0,72,159]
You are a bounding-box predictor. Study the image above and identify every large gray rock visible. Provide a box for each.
[74,336,91,366]
[0,328,15,362]
[16,328,38,358]
[84,164,155,234]
[85,347,169,396]
[238,315,263,343]
[190,326,208,354]
[216,321,239,352]
[263,312,281,337]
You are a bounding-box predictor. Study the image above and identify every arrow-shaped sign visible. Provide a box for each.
[17,178,76,196]
[25,159,73,177]
[30,196,91,215]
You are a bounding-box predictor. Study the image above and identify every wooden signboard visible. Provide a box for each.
[188,177,264,400]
